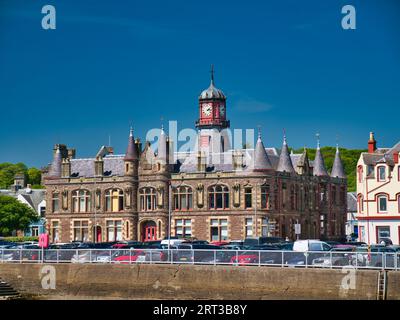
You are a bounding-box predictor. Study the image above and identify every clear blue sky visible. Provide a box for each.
[0,0,399,168]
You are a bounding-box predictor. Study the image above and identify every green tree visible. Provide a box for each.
[27,167,42,186]
[0,195,39,236]
[0,162,28,189]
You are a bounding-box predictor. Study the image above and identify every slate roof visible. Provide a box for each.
[70,155,125,178]
[313,147,329,176]
[347,192,357,212]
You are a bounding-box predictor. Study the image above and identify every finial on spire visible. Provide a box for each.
[316,132,320,149]
[129,126,133,137]
[257,125,261,140]
[283,128,287,144]
[160,116,164,133]
[210,64,214,85]
[336,134,340,152]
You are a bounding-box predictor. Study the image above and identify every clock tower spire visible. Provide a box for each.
[195,66,230,153]
[196,65,229,130]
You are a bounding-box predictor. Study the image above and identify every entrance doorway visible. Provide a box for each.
[142,221,157,242]
[93,226,102,243]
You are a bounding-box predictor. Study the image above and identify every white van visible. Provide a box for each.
[293,240,331,252]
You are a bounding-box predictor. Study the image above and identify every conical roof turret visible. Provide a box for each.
[331,145,346,178]
[254,131,272,170]
[313,135,329,177]
[124,127,138,161]
[277,134,295,173]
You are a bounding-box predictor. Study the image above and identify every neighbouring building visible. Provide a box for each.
[0,180,46,237]
[346,192,358,241]
[356,133,400,245]
[43,68,347,243]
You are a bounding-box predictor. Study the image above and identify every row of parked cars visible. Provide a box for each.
[1,237,399,268]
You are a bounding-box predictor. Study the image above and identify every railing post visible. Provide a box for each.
[129,249,132,265]
[330,251,333,269]
[57,249,59,264]
[236,250,238,266]
[214,250,216,266]
[20,248,22,263]
[305,252,308,269]
[258,250,261,267]
[1,249,3,263]
[281,251,284,268]
[150,249,153,264]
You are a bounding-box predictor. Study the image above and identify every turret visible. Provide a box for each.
[254,131,272,170]
[124,127,139,176]
[313,135,329,177]
[331,145,346,179]
[277,133,295,173]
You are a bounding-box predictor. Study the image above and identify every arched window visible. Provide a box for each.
[358,165,363,183]
[72,190,91,213]
[377,166,386,181]
[208,185,229,210]
[105,189,124,212]
[173,186,193,211]
[357,194,364,213]
[139,188,157,211]
[377,194,388,213]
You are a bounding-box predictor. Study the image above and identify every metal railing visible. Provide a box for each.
[0,248,399,270]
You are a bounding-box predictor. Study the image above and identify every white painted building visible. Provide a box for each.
[356,133,400,245]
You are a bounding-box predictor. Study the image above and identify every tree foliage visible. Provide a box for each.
[0,163,43,189]
[291,147,367,192]
[0,195,39,236]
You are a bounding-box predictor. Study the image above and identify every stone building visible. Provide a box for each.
[44,70,347,243]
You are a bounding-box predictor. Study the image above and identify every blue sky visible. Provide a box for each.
[0,0,399,168]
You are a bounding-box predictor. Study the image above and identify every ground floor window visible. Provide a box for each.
[73,220,89,242]
[261,218,268,236]
[31,226,39,237]
[106,220,122,241]
[376,226,390,244]
[359,226,365,242]
[210,219,228,242]
[175,219,192,238]
[245,218,253,237]
[51,221,59,242]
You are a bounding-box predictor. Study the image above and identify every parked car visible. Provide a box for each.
[285,240,332,267]
[293,240,332,252]
[112,241,142,249]
[243,237,284,248]
[230,251,259,265]
[378,237,393,246]
[111,249,167,264]
[174,244,223,263]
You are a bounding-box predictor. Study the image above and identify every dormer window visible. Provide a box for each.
[377,166,386,181]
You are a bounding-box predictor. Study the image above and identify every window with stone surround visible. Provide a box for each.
[51,221,59,243]
[73,220,89,241]
[173,186,193,211]
[210,218,228,241]
[244,187,252,209]
[106,220,122,241]
[358,194,364,213]
[105,189,124,212]
[72,190,91,213]
[261,217,268,236]
[139,187,157,211]
[208,185,229,210]
[52,192,59,213]
[261,185,270,209]
[175,219,192,238]
[245,218,253,237]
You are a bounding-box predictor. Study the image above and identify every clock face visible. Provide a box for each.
[220,105,225,116]
[202,103,212,116]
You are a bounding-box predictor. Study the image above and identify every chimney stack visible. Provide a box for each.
[368,132,377,154]
[394,152,399,164]
[61,158,71,178]
[94,156,104,176]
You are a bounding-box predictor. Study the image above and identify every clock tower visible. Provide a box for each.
[195,65,231,153]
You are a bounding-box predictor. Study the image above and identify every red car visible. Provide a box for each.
[230,252,259,265]
[211,241,230,246]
